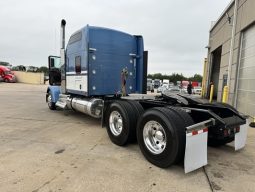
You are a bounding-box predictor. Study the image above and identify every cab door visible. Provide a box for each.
[48,56,61,85]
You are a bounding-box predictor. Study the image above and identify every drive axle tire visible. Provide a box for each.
[166,106,194,162]
[105,100,138,146]
[136,107,187,168]
[126,100,144,142]
[167,106,194,127]
[47,91,56,110]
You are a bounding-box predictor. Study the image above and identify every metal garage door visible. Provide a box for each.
[236,24,255,117]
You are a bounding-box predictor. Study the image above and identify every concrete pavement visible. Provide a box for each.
[0,83,254,192]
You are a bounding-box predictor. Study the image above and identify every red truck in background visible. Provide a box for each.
[0,66,16,83]
[181,80,201,94]
[181,80,199,88]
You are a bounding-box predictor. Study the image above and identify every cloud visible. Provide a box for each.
[0,0,231,76]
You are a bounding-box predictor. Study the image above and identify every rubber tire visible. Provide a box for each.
[167,106,194,127]
[105,100,137,146]
[166,106,194,162]
[126,100,144,117]
[126,100,144,142]
[137,107,187,168]
[47,91,56,110]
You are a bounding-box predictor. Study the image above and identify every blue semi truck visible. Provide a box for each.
[46,20,248,173]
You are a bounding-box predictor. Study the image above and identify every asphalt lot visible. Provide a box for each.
[0,83,255,192]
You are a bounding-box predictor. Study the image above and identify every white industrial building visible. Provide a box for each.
[205,0,255,118]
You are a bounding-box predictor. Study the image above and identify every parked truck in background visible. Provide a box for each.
[0,66,16,83]
[163,79,169,85]
[46,20,248,173]
[147,78,154,92]
[154,79,161,88]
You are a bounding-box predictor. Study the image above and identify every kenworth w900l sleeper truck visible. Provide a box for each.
[46,20,248,173]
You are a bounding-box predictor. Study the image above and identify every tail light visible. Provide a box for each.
[224,129,228,137]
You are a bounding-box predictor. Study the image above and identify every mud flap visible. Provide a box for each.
[184,128,208,173]
[235,122,248,151]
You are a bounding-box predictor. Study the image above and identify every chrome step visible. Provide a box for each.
[56,94,69,109]
[56,101,67,109]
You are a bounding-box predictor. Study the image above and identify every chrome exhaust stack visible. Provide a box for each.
[60,19,66,94]
[66,97,103,118]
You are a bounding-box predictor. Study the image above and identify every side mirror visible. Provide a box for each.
[48,56,61,69]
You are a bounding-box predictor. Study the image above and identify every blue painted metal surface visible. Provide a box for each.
[66,28,88,73]
[66,25,145,96]
[48,86,61,102]
[135,36,145,93]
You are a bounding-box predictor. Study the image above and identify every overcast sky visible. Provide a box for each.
[0,0,231,76]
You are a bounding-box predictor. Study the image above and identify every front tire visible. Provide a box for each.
[47,91,56,110]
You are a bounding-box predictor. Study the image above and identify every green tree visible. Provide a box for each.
[38,66,49,75]
[148,73,202,84]
[0,61,10,66]
[188,74,203,82]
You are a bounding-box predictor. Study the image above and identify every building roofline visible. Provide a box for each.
[210,0,235,32]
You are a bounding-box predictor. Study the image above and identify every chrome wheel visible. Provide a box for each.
[109,111,123,136]
[143,120,167,154]
[48,94,52,107]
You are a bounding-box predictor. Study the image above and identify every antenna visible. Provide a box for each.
[226,13,231,24]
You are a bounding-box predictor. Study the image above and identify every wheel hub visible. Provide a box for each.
[48,94,52,107]
[143,121,167,154]
[109,111,123,136]
[155,131,164,141]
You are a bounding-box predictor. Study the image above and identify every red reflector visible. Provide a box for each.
[192,130,198,135]
[203,127,208,132]
[236,126,240,132]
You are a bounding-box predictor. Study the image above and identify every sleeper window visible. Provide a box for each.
[75,56,81,73]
